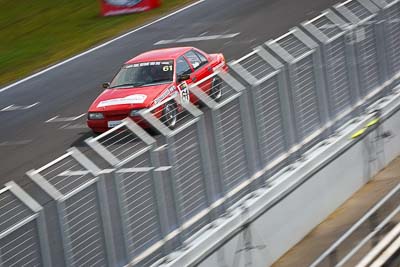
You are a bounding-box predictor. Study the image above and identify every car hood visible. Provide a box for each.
[89,83,173,112]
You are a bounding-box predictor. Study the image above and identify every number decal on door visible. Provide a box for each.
[178,82,190,104]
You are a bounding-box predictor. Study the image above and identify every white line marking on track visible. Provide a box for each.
[0,0,205,94]
[45,113,86,123]
[0,102,39,112]
[59,123,87,130]
[0,140,32,146]
[154,32,241,45]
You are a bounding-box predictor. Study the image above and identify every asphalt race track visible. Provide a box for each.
[0,0,339,202]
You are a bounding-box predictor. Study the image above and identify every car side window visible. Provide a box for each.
[176,56,192,76]
[194,50,208,65]
[185,51,205,70]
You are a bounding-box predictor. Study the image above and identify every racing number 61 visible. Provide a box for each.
[163,65,173,71]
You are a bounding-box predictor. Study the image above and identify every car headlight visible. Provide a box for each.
[130,109,144,117]
[88,112,104,120]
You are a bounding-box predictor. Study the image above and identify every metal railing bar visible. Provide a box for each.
[0,185,11,195]
[310,183,400,266]
[0,214,37,239]
[337,205,400,266]
[356,222,400,267]
[370,236,400,267]
[60,178,98,201]
[34,151,74,173]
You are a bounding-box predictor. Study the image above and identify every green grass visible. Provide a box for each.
[0,0,193,86]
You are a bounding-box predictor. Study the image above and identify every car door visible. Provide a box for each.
[184,50,214,94]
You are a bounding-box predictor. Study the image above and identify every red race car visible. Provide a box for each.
[87,47,227,133]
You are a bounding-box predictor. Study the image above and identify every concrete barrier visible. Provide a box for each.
[154,87,400,267]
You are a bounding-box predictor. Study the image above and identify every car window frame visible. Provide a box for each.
[184,50,208,71]
[193,50,209,65]
[175,56,193,80]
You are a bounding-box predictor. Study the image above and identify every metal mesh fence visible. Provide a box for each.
[229,48,291,175]
[86,119,155,168]
[170,127,208,221]
[276,33,313,59]
[345,0,375,20]
[292,55,323,139]
[383,2,400,76]
[62,185,108,267]
[0,191,34,233]
[116,167,162,259]
[0,182,49,267]
[267,28,327,146]
[41,158,94,196]
[356,24,381,95]
[139,93,213,242]
[253,76,287,165]
[325,36,353,116]
[312,15,343,39]
[214,98,250,199]
[99,130,146,163]
[235,50,276,81]
[303,11,355,122]
[0,221,43,267]
[335,0,383,100]
[28,149,115,267]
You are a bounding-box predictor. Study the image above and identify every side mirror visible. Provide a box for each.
[178,74,190,82]
[102,82,110,89]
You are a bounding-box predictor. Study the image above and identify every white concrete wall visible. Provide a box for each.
[157,90,400,267]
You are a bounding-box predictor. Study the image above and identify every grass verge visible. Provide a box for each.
[0,0,194,87]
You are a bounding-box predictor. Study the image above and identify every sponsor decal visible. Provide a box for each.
[97,94,147,108]
[126,61,173,68]
[154,86,176,104]
[178,82,190,104]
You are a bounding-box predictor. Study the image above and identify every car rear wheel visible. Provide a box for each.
[210,77,222,102]
[162,101,177,129]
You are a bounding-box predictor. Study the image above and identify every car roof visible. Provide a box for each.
[126,47,194,64]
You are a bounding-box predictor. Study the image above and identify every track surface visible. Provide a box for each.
[0,0,339,198]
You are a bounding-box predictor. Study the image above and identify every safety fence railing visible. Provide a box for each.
[357,221,400,266]
[0,181,50,267]
[0,0,395,266]
[310,182,400,267]
[85,119,170,266]
[27,148,116,267]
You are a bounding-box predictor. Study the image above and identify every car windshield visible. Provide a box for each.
[110,60,174,88]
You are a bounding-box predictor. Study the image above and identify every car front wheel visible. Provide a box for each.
[161,101,178,129]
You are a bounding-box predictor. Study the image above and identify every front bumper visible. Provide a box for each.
[87,116,151,133]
